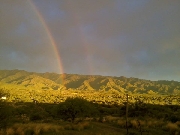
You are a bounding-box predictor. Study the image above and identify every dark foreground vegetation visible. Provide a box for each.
[1,70,180,134]
[1,96,180,135]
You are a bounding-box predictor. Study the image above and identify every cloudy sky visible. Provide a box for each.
[0,0,180,81]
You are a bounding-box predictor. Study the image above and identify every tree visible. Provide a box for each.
[0,89,12,128]
[57,97,96,123]
[0,88,9,99]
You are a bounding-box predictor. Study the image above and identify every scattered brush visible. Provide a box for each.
[165,122,179,132]
[130,119,139,129]
[65,121,90,131]
[176,121,180,126]
[5,128,14,135]
[117,118,126,128]
[4,123,64,135]
[105,115,119,123]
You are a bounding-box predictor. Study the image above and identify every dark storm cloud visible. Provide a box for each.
[0,1,60,72]
[1,0,180,81]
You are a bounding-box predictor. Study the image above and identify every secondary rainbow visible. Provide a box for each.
[65,1,94,75]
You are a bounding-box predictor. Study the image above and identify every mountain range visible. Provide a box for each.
[0,69,180,95]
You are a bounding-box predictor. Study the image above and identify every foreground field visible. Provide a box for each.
[1,98,180,135]
[1,117,180,135]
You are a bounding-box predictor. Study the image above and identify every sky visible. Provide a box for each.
[0,0,180,81]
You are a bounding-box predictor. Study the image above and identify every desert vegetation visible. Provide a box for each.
[0,70,180,134]
[1,92,180,134]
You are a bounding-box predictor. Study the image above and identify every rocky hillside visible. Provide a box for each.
[0,69,180,95]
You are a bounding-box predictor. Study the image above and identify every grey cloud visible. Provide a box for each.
[0,0,180,81]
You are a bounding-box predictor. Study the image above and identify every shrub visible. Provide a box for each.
[105,115,119,123]
[0,102,14,128]
[117,119,126,128]
[28,104,49,121]
[57,97,96,122]
[64,122,90,131]
[165,122,178,132]
[130,119,139,129]
[168,115,180,123]
[6,128,15,135]
[4,123,63,135]
[30,112,43,121]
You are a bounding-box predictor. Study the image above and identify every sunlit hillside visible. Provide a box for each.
[0,69,180,95]
[1,70,180,135]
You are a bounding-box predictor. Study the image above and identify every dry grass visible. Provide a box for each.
[138,120,146,127]
[4,123,64,135]
[146,120,155,128]
[64,121,90,131]
[117,118,126,128]
[130,119,139,129]
[134,118,165,129]
[6,128,15,135]
[165,122,179,132]
[105,115,119,123]
[176,121,180,126]
[2,117,178,135]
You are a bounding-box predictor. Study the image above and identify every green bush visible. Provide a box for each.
[57,97,97,122]
[30,112,43,121]
[40,103,58,118]
[168,115,180,123]
[0,102,14,128]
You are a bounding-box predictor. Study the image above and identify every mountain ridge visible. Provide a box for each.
[0,69,180,95]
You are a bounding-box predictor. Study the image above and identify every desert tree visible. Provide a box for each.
[57,97,96,123]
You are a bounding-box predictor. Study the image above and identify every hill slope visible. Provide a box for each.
[0,69,180,95]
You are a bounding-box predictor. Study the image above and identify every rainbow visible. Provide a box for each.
[28,0,64,84]
[65,1,94,75]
